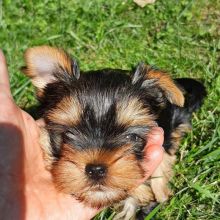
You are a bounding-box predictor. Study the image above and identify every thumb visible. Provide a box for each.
[0,50,12,97]
[139,127,164,182]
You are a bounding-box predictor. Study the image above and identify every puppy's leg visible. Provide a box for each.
[113,184,154,220]
[150,152,176,202]
[151,121,191,202]
[113,197,137,220]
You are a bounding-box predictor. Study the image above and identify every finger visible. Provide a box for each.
[21,110,40,139]
[137,127,164,183]
[146,127,164,147]
[141,143,164,181]
[0,50,11,97]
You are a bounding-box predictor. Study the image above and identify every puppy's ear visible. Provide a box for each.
[22,46,80,91]
[132,63,184,107]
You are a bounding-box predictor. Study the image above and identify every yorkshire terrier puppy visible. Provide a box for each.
[22,46,206,220]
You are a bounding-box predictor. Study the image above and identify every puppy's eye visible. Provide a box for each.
[64,131,75,140]
[126,134,143,142]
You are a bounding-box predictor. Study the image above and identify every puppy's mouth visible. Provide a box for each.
[73,185,127,208]
[89,185,106,192]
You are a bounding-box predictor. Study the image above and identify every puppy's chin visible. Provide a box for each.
[75,186,127,208]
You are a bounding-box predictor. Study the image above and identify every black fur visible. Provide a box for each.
[39,69,151,159]
[36,67,206,159]
[159,78,206,152]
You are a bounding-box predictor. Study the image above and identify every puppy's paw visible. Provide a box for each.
[113,197,137,220]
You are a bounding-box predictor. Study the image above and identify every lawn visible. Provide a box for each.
[1,0,219,219]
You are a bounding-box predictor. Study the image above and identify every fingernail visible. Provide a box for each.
[151,127,164,135]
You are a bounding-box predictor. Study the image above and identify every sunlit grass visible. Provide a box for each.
[1,0,219,219]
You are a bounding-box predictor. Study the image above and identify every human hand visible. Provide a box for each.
[0,50,164,220]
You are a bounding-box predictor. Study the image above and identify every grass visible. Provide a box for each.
[1,0,219,219]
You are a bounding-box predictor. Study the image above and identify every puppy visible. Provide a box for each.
[22,46,206,220]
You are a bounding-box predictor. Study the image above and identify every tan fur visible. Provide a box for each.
[113,184,154,220]
[52,143,145,208]
[150,152,176,202]
[113,197,138,220]
[113,122,191,219]
[22,46,196,219]
[39,127,54,170]
[117,98,156,127]
[145,67,185,107]
[23,46,72,90]
[130,183,154,205]
[47,96,82,126]
[116,153,174,215]
[148,123,191,203]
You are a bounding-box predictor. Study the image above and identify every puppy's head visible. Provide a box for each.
[22,46,184,208]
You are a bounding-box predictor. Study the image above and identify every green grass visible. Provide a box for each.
[1,0,219,219]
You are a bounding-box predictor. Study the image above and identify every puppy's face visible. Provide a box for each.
[22,46,184,208]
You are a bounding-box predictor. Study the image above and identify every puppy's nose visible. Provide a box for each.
[85,164,107,180]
